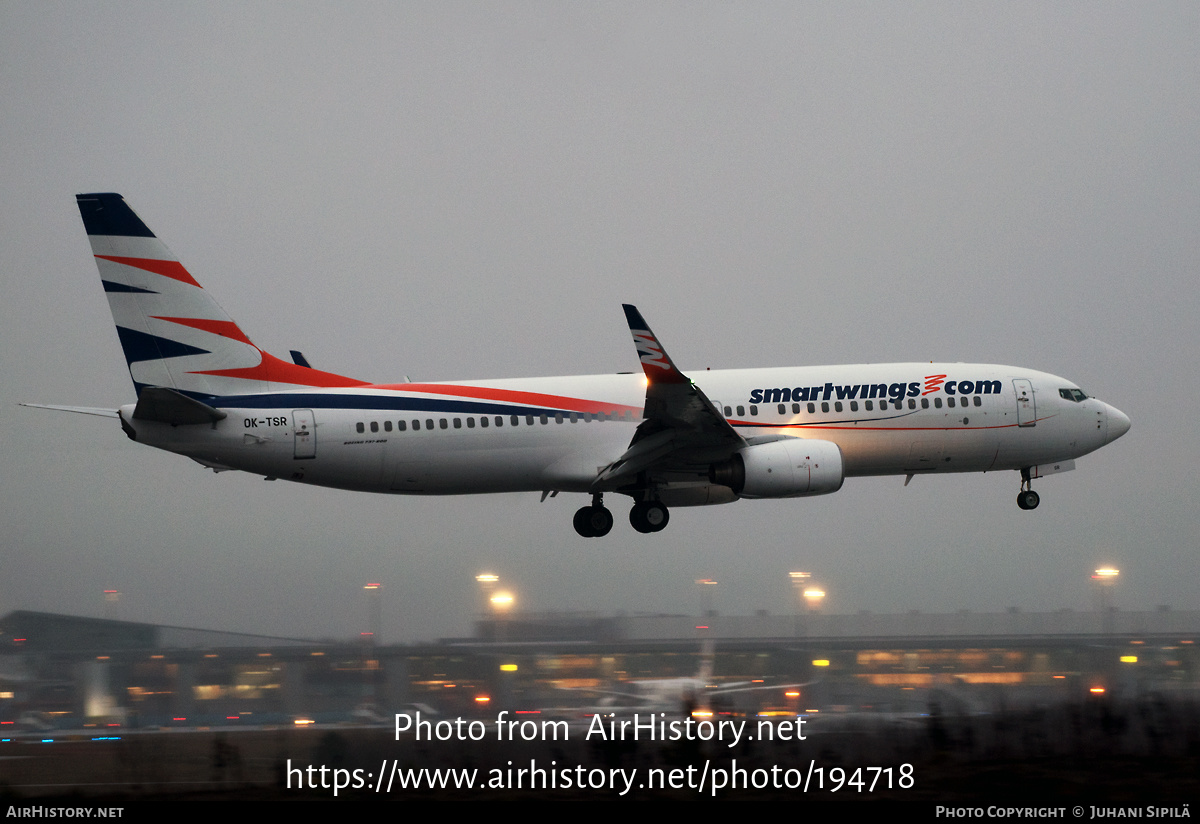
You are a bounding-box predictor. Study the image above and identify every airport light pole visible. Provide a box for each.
[789,572,811,637]
[475,572,499,616]
[362,583,383,703]
[363,583,382,647]
[696,578,718,622]
[490,590,514,644]
[1091,567,1119,638]
[103,589,120,621]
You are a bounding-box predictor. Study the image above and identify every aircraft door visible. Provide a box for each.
[1013,380,1036,427]
[293,409,316,459]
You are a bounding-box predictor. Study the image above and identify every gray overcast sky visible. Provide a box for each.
[2,2,1196,642]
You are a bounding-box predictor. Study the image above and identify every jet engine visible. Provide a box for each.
[710,438,844,498]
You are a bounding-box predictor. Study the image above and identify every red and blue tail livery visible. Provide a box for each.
[25,193,1131,537]
[76,193,367,400]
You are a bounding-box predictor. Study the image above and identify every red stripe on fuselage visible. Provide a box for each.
[193,350,369,388]
[370,383,643,415]
[95,255,201,288]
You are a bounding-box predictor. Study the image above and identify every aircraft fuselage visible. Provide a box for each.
[122,363,1126,499]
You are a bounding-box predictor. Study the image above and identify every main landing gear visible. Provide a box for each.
[1017,468,1040,510]
[629,500,669,534]
[573,494,614,538]
[572,495,670,536]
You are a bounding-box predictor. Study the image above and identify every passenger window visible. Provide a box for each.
[778,404,786,415]
[439,419,448,429]
[865,400,873,411]
[750,405,758,416]
[835,401,843,412]
[934,398,942,408]
[412,419,421,430]
[384,420,392,432]
[480,416,489,428]
[426,419,434,429]
[880,400,888,410]
[821,402,830,413]
[850,401,858,412]
[807,403,815,413]
[397,420,407,431]
[453,418,462,428]
[974,396,981,407]
[736,406,745,416]
[495,416,503,427]
[540,414,548,424]
[908,399,916,409]
[569,412,577,423]
[921,398,929,409]
[947,398,956,408]
[370,421,379,433]
[467,418,475,428]
[356,422,364,433]
[724,406,732,417]
[511,415,519,426]
[555,413,563,424]
[526,415,535,425]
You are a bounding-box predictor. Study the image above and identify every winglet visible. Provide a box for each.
[622,304,689,385]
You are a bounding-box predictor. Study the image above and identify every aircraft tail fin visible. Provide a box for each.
[76,193,368,400]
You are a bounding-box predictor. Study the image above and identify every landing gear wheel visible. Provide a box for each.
[573,505,613,537]
[630,501,670,533]
[1017,490,1040,510]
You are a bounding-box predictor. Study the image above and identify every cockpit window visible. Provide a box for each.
[1059,388,1088,402]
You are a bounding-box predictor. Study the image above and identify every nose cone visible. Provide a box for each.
[1105,404,1131,443]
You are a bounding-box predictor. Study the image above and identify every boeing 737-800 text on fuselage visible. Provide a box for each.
[28,194,1130,537]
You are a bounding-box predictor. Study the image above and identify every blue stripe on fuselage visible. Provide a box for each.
[210,393,589,418]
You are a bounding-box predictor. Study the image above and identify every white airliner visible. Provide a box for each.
[556,641,811,716]
[28,193,1130,537]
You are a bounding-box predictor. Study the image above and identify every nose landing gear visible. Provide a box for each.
[1017,468,1040,510]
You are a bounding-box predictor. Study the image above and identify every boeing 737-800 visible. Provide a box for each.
[27,193,1130,537]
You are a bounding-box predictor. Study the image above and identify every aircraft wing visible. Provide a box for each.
[592,305,746,489]
[710,680,818,695]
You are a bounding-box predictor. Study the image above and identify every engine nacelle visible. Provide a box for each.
[710,438,844,499]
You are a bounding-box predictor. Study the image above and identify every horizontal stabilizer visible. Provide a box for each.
[132,387,227,425]
[20,403,119,418]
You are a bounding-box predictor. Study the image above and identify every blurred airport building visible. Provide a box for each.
[1,608,1197,730]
